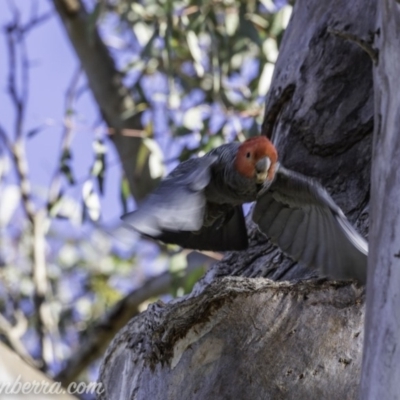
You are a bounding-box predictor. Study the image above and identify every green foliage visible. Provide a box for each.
[106,0,292,154]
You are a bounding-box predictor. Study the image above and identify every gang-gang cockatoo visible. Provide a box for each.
[122,136,368,283]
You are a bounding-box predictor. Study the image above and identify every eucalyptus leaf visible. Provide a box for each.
[187,31,205,77]
[120,176,130,214]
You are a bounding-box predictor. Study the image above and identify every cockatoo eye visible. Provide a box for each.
[246,152,251,159]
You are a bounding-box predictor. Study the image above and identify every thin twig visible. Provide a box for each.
[22,11,53,34]
[107,127,146,138]
[5,14,35,220]
[0,125,12,151]
[19,34,30,120]
[47,67,82,209]
[5,22,24,140]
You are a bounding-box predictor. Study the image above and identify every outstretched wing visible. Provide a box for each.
[252,165,368,283]
[155,205,248,251]
[122,156,217,236]
[122,155,248,251]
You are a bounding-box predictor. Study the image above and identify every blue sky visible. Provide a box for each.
[0,0,123,223]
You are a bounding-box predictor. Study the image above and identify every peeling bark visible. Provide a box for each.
[99,0,377,397]
[360,1,400,397]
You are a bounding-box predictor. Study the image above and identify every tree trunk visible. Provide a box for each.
[99,0,376,398]
[360,1,400,397]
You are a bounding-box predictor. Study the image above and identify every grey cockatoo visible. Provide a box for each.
[122,136,368,283]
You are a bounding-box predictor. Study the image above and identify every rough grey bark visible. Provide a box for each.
[101,279,364,400]
[360,1,400,398]
[52,0,158,201]
[99,0,376,398]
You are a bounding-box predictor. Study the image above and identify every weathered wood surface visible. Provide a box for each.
[360,1,400,397]
[100,279,364,400]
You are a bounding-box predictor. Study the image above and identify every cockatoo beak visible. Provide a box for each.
[257,162,280,197]
[255,156,271,183]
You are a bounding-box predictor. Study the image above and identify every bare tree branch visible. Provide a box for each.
[0,125,12,151]
[4,17,35,220]
[5,22,24,140]
[3,12,55,371]
[47,67,82,210]
[0,312,40,369]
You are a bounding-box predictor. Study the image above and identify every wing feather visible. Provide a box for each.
[285,210,310,260]
[268,206,294,242]
[313,207,330,269]
[253,165,368,283]
[298,206,319,267]
[277,209,305,253]
[256,200,284,231]
[122,155,217,237]
[155,206,248,251]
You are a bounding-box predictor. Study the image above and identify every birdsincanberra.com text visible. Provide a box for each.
[0,376,104,396]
